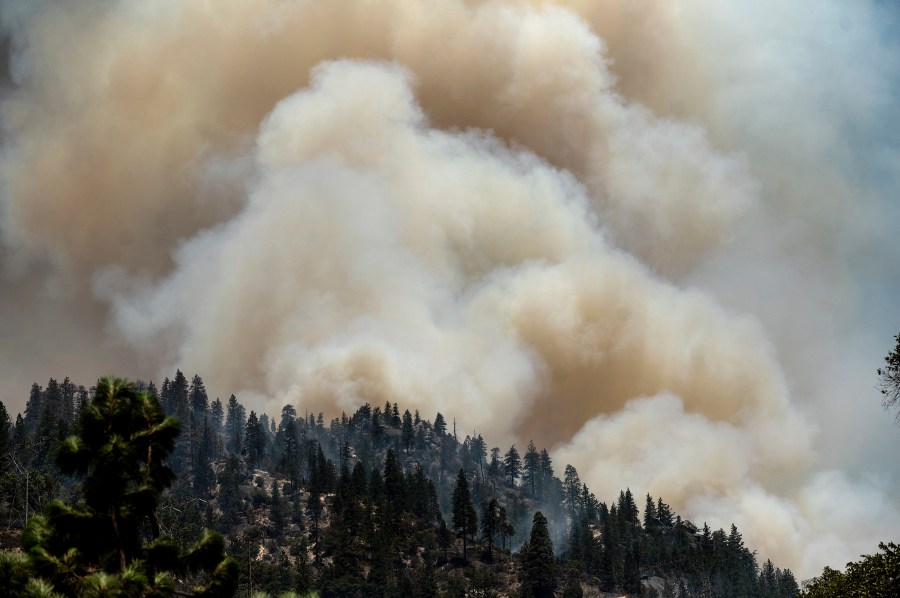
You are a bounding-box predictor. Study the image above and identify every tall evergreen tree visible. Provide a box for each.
[225,394,245,454]
[644,493,657,530]
[210,398,225,436]
[189,374,208,417]
[563,465,582,517]
[522,511,556,598]
[23,383,43,438]
[383,449,405,509]
[244,411,266,469]
[488,447,501,478]
[504,445,522,486]
[481,498,500,560]
[523,440,540,497]
[452,468,477,561]
[433,412,446,437]
[0,401,11,471]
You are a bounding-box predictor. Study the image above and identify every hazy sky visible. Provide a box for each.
[1,0,898,579]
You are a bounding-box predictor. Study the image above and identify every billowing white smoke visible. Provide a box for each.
[2,0,899,578]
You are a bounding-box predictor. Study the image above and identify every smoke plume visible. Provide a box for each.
[2,0,899,578]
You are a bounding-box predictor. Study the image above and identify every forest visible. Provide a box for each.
[0,371,851,598]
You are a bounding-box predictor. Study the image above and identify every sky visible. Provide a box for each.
[1,0,899,579]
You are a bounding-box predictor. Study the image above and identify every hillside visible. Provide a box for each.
[0,374,800,597]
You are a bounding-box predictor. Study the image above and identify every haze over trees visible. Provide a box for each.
[1,372,805,596]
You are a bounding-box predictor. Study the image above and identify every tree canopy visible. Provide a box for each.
[0,377,238,597]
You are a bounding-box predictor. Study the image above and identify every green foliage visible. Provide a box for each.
[504,445,522,485]
[521,511,556,598]
[0,377,238,597]
[802,542,900,597]
[1,372,805,598]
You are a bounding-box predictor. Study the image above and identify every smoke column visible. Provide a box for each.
[2,0,899,578]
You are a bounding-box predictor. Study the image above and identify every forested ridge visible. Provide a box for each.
[0,373,807,596]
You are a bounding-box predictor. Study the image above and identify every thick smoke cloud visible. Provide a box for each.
[2,0,899,578]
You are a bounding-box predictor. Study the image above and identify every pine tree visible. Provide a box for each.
[656,496,673,528]
[522,511,556,598]
[0,377,239,596]
[452,468,476,561]
[0,401,11,470]
[217,453,243,529]
[370,407,384,447]
[523,440,541,497]
[438,518,452,562]
[481,498,500,560]
[169,370,190,473]
[504,444,522,485]
[564,465,582,517]
[192,417,216,496]
[209,398,225,459]
[488,446,501,477]
[383,449,405,509]
[189,374,208,417]
[401,409,414,451]
[760,559,778,597]
[244,410,267,470]
[23,383,42,438]
[225,394,244,454]
[499,505,514,551]
[777,568,800,597]
[434,412,447,436]
[12,413,25,450]
[644,493,657,530]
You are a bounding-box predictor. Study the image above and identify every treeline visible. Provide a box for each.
[0,373,801,597]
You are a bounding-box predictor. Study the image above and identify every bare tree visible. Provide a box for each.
[877,333,900,424]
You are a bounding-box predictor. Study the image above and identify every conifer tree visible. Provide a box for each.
[225,395,244,454]
[657,496,673,528]
[481,498,500,560]
[383,449,405,509]
[488,446,501,477]
[210,398,224,435]
[0,401,11,469]
[452,468,476,561]
[433,412,447,436]
[270,480,285,538]
[217,453,243,529]
[23,382,43,438]
[438,518,452,562]
[192,417,216,496]
[499,505,514,551]
[563,465,582,517]
[189,374,208,418]
[522,511,556,598]
[0,377,238,596]
[644,493,657,530]
[401,409,414,452]
[504,444,522,485]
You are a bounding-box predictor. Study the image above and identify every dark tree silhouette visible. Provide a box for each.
[877,333,900,423]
